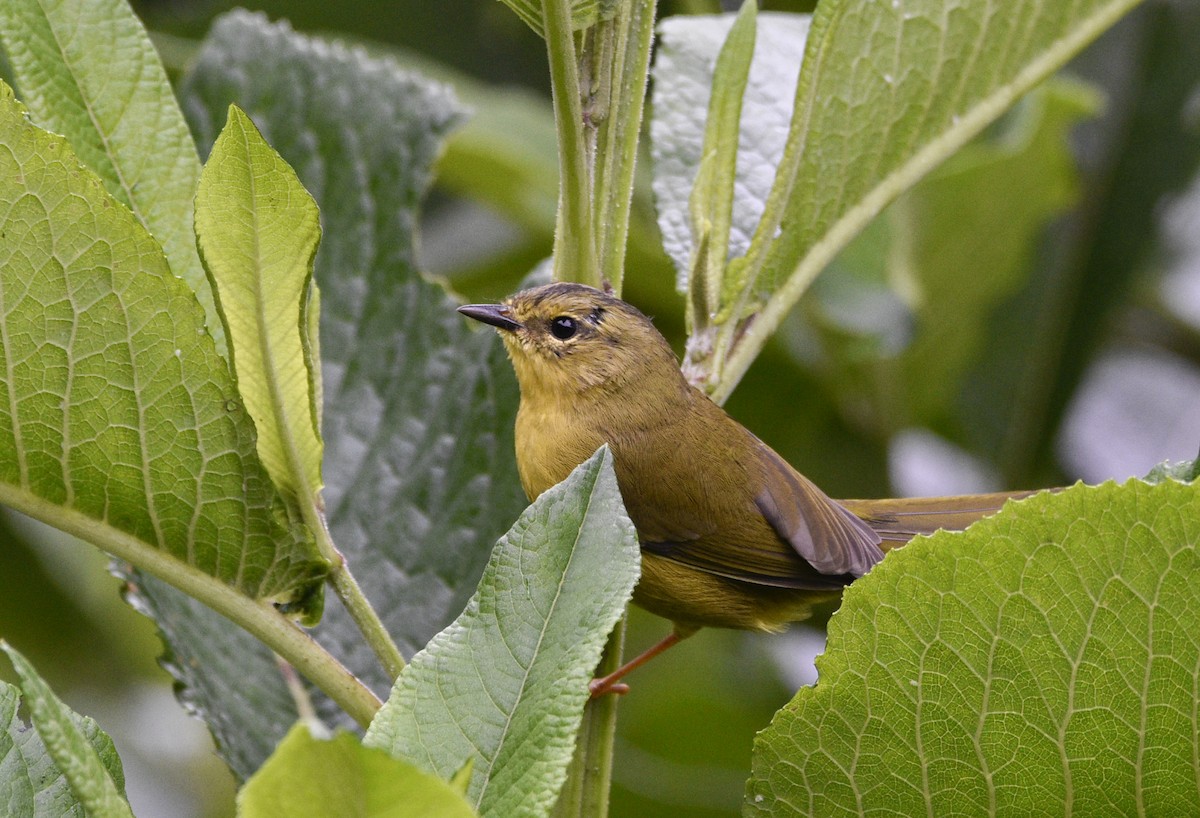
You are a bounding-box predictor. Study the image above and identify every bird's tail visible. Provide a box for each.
[839,490,1042,551]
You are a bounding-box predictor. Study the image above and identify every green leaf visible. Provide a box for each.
[747,478,1200,816]
[685,0,756,328]
[709,0,1148,400]
[0,81,323,602]
[651,11,811,293]
[496,0,616,37]
[0,678,127,818]
[1144,456,1200,485]
[143,11,524,777]
[2,645,132,818]
[195,104,324,502]
[238,723,478,818]
[0,0,221,354]
[365,448,640,818]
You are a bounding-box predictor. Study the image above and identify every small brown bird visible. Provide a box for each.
[460,282,1032,695]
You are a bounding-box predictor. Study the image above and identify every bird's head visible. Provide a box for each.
[458,282,680,400]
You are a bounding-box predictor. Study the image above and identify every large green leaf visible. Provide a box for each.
[0,82,322,602]
[239,723,478,818]
[694,0,1147,400]
[119,11,526,778]
[0,0,220,353]
[2,646,131,818]
[195,105,324,502]
[747,477,1200,816]
[365,448,639,818]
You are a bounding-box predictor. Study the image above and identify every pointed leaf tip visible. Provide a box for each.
[195,104,325,503]
[365,447,639,817]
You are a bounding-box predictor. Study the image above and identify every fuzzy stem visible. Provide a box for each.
[591,0,656,294]
[544,0,598,286]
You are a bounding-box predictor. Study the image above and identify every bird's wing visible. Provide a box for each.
[633,436,884,590]
[751,441,884,577]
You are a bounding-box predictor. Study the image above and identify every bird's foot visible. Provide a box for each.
[588,676,630,698]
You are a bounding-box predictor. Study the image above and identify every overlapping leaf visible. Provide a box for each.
[651,0,1148,398]
[0,83,323,602]
[651,11,810,291]
[0,0,220,352]
[195,105,324,503]
[747,477,1200,815]
[366,449,639,818]
[0,678,126,818]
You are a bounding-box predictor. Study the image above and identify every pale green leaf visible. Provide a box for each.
[652,11,811,290]
[365,448,640,818]
[712,0,1148,400]
[0,82,323,602]
[0,0,220,353]
[747,478,1200,816]
[238,723,478,818]
[686,0,756,326]
[497,0,616,37]
[195,104,324,501]
[0,679,126,818]
[2,645,131,818]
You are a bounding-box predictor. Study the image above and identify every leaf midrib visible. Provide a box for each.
[473,460,602,809]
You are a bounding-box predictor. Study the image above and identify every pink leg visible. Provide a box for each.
[589,630,688,697]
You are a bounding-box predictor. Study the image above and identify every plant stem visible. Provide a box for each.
[0,485,384,728]
[591,0,656,295]
[543,0,599,286]
[315,513,406,680]
[552,616,626,818]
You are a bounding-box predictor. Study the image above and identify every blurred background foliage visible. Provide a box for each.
[1,1,1198,816]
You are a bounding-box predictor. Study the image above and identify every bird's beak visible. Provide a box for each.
[457,303,523,332]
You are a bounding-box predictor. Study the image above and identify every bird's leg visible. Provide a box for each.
[588,626,696,697]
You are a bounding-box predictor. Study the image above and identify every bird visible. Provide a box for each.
[459,282,1034,695]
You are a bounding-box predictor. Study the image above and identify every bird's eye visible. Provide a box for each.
[550,316,577,340]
